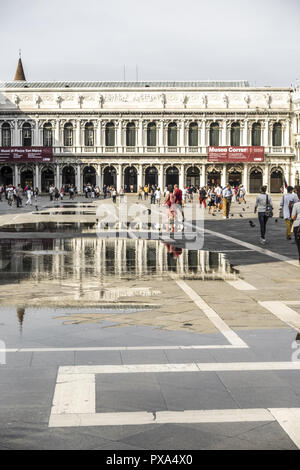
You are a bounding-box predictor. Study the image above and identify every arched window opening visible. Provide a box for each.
[1,123,11,147]
[230,122,240,146]
[64,123,73,147]
[126,123,136,147]
[272,123,282,147]
[209,123,219,146]
[168,123,177,147]
[22,123,32,146]
[43,123,53,147]
[251,123,261,146]
[84,122,94,147]
[188,123,198,147]
[105,122,115,147]
[147,122,156,147]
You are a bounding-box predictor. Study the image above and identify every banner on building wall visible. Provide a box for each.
[208,146,264,163]
[0,147,53,163]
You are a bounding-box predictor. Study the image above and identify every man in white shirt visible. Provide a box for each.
[280,186,299,240]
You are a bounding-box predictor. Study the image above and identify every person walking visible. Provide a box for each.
[25,186,33,205]
[222,184,233,219]
[291,188,300,263]
[279,185,299,240]
[155,187,161,206]
[112,187,117,203]
[254,185,273,244]
[199,186,207,209]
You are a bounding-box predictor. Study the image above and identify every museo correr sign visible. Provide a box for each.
[208,146,264,162]
[0,147,53,163]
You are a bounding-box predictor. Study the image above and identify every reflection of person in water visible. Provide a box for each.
[164,243,182,257]
[17,307,25,333]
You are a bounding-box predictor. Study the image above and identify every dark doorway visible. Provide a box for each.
[186,167,200,187]
[228,171,242,188]
[41,168,54,192]
[103,166,116,188]
[62,166,75,186]
[0,166,13,185]
[166,166,179,187]
[207,171,221,187]
[145,166,158,187]
[270,170,283,193]
[21,169,33,188]
[124,166,137,192]
[249,169,262,193]
[83,166,96,187]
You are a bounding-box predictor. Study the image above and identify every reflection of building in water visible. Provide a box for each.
[0,238,236,281]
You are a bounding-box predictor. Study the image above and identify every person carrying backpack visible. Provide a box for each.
[254,185,273,244]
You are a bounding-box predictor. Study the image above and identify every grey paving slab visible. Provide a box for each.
[216,370,290,389]
[227,385,300,408]
[121,350,169,364]
[1,352,33,368]
[159,385,239,411]
[96,389,167,413]
[30,351,75,367]
[75,350,122,365]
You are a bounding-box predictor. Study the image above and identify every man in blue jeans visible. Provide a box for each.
[254,185,273,244]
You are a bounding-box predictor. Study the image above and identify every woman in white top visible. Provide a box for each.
[155,188,161,206]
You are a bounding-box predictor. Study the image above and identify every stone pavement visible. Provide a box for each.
[0,194,300,450]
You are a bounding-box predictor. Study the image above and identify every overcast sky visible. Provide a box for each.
[1,0,299,86]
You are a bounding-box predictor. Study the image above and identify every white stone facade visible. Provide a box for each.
[0,81,298,193]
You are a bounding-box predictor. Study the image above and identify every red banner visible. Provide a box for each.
[0,147,53,163]
[208,146,264,163]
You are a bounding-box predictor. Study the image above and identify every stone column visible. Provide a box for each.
[55,164,60,188]
[158,164,164,190]
[76,164,81,192]
[75,121,81,152]
[96,164,102,188]
[179,120,185,149]
[284,120,290,148]
[158,121,164,151]
[263,120,269,147]
[200,121,206,147]
[14,165,19,186]
[221,120,227,146]
[221,164,227,187]
[179,164,184,189]
[116,121,122,150]
[263,165,269,189]
[243,164,248,192]
[200,164,206,187]
[242,120,248,146]
[116,164,122,191]
[137,120,143,151]
[35,164,39,190]
[137,164,143,190]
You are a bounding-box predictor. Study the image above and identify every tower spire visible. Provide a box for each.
[14,51,26,81]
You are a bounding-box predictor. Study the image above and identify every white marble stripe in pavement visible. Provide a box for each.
[176,279,248,348]
[0,344,245,353]
[49,408,275,428]
[259,301,300,331]
[51,373,95,415]
[226,279,257,291]
[58,362,300,375]
[269,408,300,449]
[202,228,299,267]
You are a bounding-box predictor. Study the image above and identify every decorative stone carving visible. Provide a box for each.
[161,94,166,109]
[201,94,208,108]
[223,94,229,109]
[244,94,250,108]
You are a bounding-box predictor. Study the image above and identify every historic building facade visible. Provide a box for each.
[0,60,299,193]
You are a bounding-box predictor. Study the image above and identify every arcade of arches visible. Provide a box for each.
[0,163,289,193]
